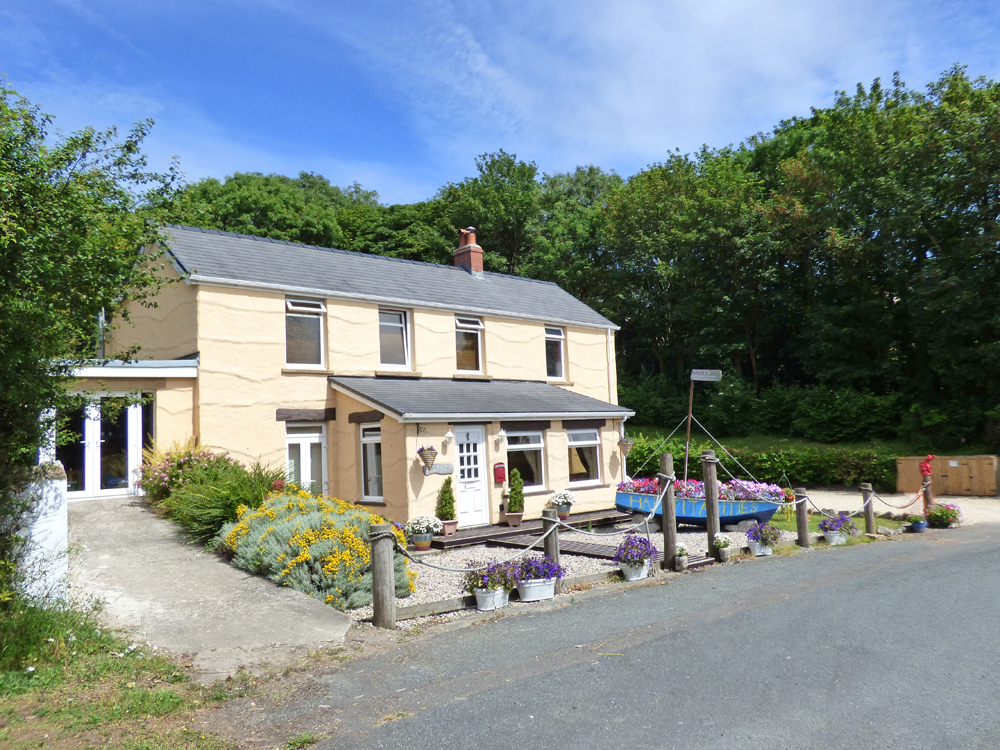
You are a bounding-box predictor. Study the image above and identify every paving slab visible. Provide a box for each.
[69,495,352,683]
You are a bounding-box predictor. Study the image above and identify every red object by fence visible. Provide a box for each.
[920,454,936,477]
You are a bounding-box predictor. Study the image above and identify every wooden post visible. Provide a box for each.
[702,450,720,556]
[370,523,396,630]
[660,453,677,571]
[795,488,809,548]
[861,483,875,535]
[542,508,561,593]
[683,380,695,482]
[922,478,933,513]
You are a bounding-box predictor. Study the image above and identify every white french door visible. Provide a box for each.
[455,425,489,527]
[55,395,143,499]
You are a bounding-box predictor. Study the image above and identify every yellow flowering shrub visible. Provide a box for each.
[215,489,415,610]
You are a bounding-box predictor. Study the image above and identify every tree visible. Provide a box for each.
[0,85,176,590]
[442,149,540,274]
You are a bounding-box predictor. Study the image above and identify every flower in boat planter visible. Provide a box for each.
[547,490,577,508]
[612,534,658,566]
[818,512,859,536]
[617,478,659,495]
[713,537,731,549]
[746,522,781,547]
[461,561,516,593]
[405,515,443,536]
[512,554,565,584]
[723,480,785,503]
[926,503,962,528]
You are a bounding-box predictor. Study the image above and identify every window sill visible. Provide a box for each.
[453,373,491,381]
[376,370,422,378]
[282,367,330,376]
[547,379,574,386]
[358,498,386,506]
[523,487,552,497]
[567,481,607,490]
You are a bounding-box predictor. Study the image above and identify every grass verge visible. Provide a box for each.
[0,598,249,750]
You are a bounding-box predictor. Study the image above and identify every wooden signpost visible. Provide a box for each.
[684,369,722,481]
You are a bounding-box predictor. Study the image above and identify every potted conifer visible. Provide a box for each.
[505,468,524,527]
[437,476,458,536]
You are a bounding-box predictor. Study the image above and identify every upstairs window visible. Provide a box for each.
[545,327,565,379]
[506,431,545,490]
[286,299,325,366]
[379,309,409,369]
[455,316,484,372]
[567,428,600,484]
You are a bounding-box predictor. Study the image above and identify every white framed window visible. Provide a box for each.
[360,423,383,501]
[286,423,327,494]
[455,316,484,372]
[286,298,326,367]
[545,327,565,379]
[567,428,600,485]
[506,431,545,490]
[379,309,410,369]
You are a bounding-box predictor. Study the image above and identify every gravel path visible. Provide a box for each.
[348,521,801,623]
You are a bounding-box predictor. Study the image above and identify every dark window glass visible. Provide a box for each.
[568,445,599,482]
[286,314,322,365]
[56,407,87,493]
[546,339,563,378]
[508,448,542,487]
[379,312,407,366]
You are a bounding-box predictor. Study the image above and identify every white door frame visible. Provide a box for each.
[60,393,143,500]
[455,425,489,527]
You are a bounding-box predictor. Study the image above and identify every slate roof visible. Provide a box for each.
[328,376,633,422]
[161,224,616,329]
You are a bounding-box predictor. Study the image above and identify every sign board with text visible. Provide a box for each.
[690,369,723,382]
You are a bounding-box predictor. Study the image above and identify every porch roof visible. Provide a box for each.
[328,376,634,424]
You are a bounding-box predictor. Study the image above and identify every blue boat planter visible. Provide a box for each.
[616,491,780,527]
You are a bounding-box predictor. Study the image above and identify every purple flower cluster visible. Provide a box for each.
[462,561,516,593]
[746,522,782,546]
[818,512,859,535]
[135,448,238,504]
[512,554,565,584]
[612,534,658,566]
[723,480,785,503]
[617,477,660,494]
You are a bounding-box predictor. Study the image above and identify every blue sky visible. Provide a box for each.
[4,0,1000,204]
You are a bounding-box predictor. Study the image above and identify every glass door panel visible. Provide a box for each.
[56,407,87,493]
[100,399,130,491]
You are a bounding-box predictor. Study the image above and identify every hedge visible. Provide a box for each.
[625,433,897,492]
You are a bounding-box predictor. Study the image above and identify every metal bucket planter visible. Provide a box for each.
[619,560,650,581]
[474,587,509,611]
[823,531,848,545]
[748,540,773,557]
[674,554,689,571]
[517,578,556,602]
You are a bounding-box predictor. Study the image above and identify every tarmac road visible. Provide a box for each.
[217,523,1000,750]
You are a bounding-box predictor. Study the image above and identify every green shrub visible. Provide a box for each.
[436,476,456,521]
[216,490,414,610]
[156,459,286,543]
[507,468,524,512]
[624,432,896,491]
[135,442,238,505]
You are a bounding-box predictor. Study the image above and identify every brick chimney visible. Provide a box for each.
[454,226,483,277]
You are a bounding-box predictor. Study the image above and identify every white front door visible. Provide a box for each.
[55,396,143,499]
[455,425,489,527]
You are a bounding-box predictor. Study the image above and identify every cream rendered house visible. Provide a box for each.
[91,224,632,527]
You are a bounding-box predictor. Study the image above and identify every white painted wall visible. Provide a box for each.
[20,463,69,602]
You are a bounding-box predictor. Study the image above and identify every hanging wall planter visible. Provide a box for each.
[418,447,437,468]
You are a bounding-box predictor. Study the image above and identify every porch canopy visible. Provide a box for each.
[328,376,633,423]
